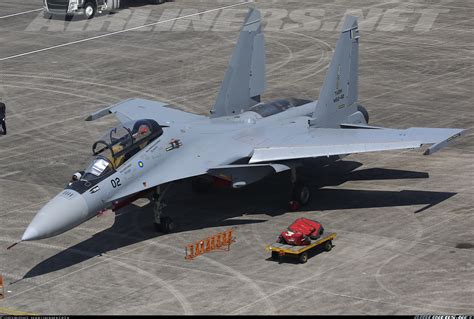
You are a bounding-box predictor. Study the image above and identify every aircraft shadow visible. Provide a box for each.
[23,160,454,279]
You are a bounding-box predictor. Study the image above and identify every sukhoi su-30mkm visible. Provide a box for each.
[20,8,465,243]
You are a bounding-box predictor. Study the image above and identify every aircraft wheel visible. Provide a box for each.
[161,216,175,233]
[292,183,311,206]
[154,217,175,233]
[84,1,97,19]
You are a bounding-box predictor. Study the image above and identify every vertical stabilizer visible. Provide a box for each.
[311,16,360,127]
[210,8,266,118]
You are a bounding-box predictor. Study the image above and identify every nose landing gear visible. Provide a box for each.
[151,184,175,233]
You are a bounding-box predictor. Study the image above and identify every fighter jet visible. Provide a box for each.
[20,9,465,242]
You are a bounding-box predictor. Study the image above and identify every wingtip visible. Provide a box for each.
[423,128,466,155]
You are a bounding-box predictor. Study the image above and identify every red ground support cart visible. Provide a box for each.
[266,232,336,264]
[267,218,335,263]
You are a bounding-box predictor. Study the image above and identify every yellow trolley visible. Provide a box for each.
[266,232,336,264]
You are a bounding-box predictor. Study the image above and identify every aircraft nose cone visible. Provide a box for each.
[21,226,39,241]
[22,190,89,241]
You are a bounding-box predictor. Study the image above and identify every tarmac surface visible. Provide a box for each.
[0,0,473,315]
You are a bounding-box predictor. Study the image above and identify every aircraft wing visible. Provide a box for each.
[249,127,465,164]
[85,98,204,124]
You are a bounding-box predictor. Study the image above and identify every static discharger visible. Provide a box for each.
[185,229,236,260]
[0,274,4,299]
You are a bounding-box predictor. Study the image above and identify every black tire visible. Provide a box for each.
[83,1,97,19]
[299,252,308,264]
[162,216,175,233]
[324,240,333,252]
[292,184,311,206]
[154,217,174,233]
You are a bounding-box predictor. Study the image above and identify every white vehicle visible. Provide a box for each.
[43,0,166,19]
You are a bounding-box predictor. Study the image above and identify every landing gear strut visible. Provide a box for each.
[288,168,311,211]
[151,184,175,233]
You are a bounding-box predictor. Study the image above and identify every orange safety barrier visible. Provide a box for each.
[185,228,236,260]
[0,274,4,299]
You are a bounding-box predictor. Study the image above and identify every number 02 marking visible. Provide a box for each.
[111,178,121,188]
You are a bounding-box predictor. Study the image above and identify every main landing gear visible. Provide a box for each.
[288,167,311,212]
[151,184,175,233]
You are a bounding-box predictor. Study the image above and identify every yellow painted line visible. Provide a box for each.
[0,307,38,315]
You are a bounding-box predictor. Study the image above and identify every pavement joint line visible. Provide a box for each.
[0,8,42,19]
[0,170,21,178]
[0,1,249,62]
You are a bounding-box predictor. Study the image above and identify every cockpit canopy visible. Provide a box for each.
[83,119,163,180]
